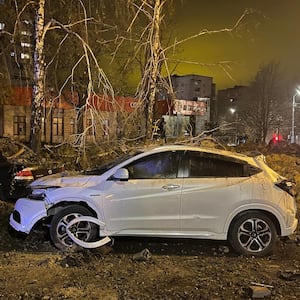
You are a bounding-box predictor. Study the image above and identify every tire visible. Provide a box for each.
[50,205,98,251]
[228,211,277,257]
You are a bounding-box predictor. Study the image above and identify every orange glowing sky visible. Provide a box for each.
[169,0,300,90]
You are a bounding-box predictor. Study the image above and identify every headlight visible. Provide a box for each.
[28,185,60,200]
[275,180,297,197]
[28,189,47,200]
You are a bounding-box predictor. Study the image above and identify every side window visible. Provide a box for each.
[188,152,245,178]
[126,151,179,179]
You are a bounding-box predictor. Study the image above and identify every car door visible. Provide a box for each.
[102,150,183,235]
[180,151,252,236]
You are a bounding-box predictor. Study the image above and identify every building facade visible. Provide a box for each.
[217,85,248,123]
[165,74,215,136]
[0,86,143,144]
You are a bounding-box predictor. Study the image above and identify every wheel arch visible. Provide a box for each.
[47,201,98,221]
[227,209,281,238]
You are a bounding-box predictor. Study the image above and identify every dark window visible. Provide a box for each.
[187,151,246,177]
[52,109,64,136]
[126,151,179,179]
[13,116,26,135]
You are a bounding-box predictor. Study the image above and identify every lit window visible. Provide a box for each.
[21,53,30,59]
[0,22,4,30]
[21,42,31,48]
[52,109,64,136]
[21,30,31,36]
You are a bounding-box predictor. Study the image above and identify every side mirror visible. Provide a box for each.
[113,168,129,181]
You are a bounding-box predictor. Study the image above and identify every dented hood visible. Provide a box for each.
[30,171,103,188]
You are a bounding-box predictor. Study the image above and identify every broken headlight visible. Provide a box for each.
[28,188,47,200]
[275,180,297,197]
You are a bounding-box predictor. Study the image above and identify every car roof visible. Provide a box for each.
[138,144,258,165]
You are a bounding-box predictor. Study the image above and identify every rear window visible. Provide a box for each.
[186,151,261,178]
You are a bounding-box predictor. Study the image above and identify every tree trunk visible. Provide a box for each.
[30,0,45,154]
[145,0,162,139]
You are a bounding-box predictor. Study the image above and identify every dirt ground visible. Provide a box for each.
[0,149,300,299]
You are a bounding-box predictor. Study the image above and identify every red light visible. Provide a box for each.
[16,170,33,177]
[272,133,282,143]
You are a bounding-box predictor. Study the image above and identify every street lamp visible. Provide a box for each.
[291,88,300,143]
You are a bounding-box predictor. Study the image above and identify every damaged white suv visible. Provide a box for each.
[10,145,298,257]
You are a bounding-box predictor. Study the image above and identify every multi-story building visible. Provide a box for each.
[0,0,33,87]
[217,85,248,123]
[217,85,249,145]
[171,74,213,101]
[160,74,215,137]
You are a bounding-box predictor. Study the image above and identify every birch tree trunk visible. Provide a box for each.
[145,0,162,139]
[30,0,45,154]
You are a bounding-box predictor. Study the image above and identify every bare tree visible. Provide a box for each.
[8,0,116,156]
[113,2,255,140]
[242,62,282,143]
[2,0,259,161]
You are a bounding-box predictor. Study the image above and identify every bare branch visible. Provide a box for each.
[163,8,253,53]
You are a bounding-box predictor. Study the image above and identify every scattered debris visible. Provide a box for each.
[132,248,152,262]
[218,245,230,254]
[98,245,114,255]
[250,282,274,289]
[249,285,272,299]
[278,270,300,281]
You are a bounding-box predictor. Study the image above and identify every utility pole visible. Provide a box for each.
[291,89,300,144]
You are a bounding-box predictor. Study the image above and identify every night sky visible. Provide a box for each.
[170,0,300,90]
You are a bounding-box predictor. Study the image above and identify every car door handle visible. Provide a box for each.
[162,184,181,191]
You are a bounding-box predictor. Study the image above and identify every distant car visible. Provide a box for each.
[0,151,26,201]
[0,151,63,201]
[10,145,298,257]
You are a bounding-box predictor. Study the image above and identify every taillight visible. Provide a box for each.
[15,169,34,180]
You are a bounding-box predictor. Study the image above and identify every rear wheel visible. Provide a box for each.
[229,212,277,257]
[50,205,98,251]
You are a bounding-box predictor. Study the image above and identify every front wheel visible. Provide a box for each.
[50,205,98,251]
[228,212,277,257]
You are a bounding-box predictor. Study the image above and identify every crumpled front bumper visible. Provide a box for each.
[9,198,47,234]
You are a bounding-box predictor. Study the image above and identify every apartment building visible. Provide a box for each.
[161,74,215,137]
[217,85,248,123]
